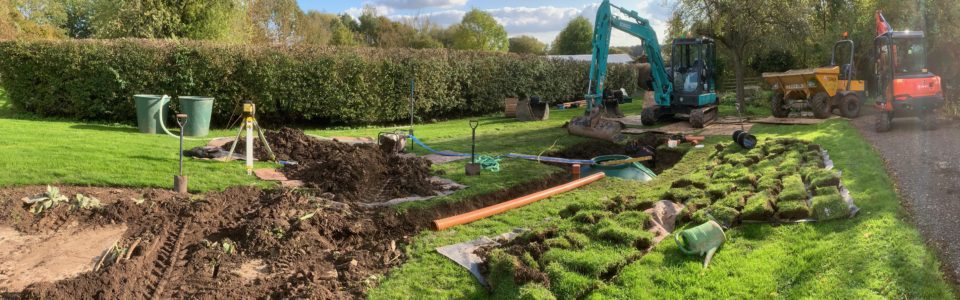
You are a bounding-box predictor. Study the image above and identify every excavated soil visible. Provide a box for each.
[0,171,573,299]
[226,128,435,203]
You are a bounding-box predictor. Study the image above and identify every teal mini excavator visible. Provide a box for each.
[568,0,718,142]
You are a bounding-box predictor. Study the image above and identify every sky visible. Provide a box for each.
[295,0,677,47]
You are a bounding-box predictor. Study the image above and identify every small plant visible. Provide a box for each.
[130,196,146,205]
[72,193,102,210]
[272,227,286,239]
[221,239,235,255]
[22,185,69,214]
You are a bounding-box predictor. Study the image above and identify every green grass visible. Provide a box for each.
[368,120,955,299]
[0,95,271,191]
[0,88,952,298]
[591,120,954,299]
[308,102,645,156]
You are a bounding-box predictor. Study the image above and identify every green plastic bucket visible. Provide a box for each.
[178,96,214,137]
[585,155,657,181]
[134,94,169,134]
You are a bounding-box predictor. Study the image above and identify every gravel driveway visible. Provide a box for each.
[851,110,960,283]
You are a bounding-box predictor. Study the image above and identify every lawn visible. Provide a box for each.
[366,119,956,299]
[0,92,268,191]
[0,87,952,298]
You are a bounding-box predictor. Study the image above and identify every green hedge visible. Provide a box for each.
[0,39,639,126]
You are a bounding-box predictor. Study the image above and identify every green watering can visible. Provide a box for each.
[674,220,726,268]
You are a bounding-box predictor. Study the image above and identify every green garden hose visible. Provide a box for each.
[476,155,501,172]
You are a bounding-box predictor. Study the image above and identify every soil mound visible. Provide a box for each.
[7,186,416,299]
[227,128,435,203]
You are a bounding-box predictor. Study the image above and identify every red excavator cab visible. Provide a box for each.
[873,11,943,132]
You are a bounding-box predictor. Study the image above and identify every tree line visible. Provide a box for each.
[0,0,608,56]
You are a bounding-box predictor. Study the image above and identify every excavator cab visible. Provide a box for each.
[873,10,943,132]
[670,38,717,110]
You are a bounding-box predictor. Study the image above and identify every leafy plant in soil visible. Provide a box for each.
[72,193,102,210]
[812,193,850,221]
[22,185,69,214]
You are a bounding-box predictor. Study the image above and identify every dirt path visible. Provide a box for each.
[850,111,960,283]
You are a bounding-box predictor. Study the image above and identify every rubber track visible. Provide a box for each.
[148,218,191,300]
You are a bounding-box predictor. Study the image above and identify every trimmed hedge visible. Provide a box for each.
[0,39,639,126]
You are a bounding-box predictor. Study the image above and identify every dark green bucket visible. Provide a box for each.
[134,94,169,134]
[178,96,214,137]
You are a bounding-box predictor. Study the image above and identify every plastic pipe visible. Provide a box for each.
[432,172,606,230]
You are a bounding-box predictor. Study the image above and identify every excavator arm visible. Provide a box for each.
[586,0,672,110]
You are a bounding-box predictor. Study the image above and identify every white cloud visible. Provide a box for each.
[377,0,467,9]
[387,1,675,48]
[344,4,393,18]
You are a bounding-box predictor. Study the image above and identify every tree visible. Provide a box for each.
[328,17,357,46]
[248,0,302,44]
[298,11,334,45]
[680,0,808,106]
[451,9,507,52]
[508,35,545,55]
[551,16,592,55]
[89,0,243,40]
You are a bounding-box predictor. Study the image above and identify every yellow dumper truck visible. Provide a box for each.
[762,37,865,118]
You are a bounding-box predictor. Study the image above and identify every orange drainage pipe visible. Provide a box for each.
[432,172,606,230]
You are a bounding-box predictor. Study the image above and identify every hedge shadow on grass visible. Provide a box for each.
[70,124,140,133]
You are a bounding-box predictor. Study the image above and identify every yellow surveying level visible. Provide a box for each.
[226,100,277,175]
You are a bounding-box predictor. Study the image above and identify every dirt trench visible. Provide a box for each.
[0,167,576,299]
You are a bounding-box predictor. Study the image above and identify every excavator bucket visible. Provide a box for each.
[567,107,627,143]
[515,96,550,121]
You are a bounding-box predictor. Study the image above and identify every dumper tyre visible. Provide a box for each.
[641,106,659,126]
[810,92,831,119]
[771,93,788,118]
[838,94,861,118]
[875,111,892,132]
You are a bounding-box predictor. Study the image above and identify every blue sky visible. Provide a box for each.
[295,0,676,47]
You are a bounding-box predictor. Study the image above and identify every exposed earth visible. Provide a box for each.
[227,128,436,203]
[851,110,960,283]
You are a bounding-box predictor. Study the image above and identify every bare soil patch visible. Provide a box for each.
[227,128,436,203]
[0,168,575,299]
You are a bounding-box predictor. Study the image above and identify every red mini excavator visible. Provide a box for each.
[874,10,944,132]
